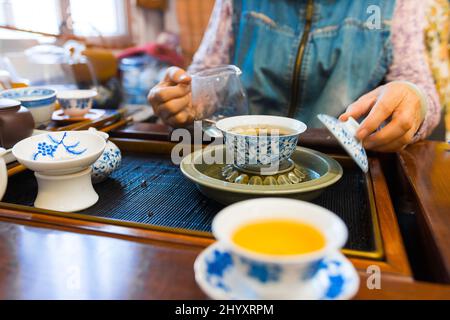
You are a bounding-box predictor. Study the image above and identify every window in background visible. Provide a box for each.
[0,1,7,26]
[9,0,61,34]
[70,0,127,37]
[0,0,132,47]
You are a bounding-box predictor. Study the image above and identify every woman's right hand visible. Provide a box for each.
[148,66,195,127]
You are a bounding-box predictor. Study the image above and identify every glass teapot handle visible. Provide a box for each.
[229,65,242,76]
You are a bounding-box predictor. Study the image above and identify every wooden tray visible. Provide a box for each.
[0,138,411,277]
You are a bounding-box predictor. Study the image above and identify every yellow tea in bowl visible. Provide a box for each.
[232,219,325,255]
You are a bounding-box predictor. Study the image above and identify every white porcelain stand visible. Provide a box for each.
[0,147,7,201]
[34,167,98,212]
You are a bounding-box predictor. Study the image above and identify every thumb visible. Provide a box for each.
[164,66,191,85]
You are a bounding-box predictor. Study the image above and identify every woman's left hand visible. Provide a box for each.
[339,82,425,152]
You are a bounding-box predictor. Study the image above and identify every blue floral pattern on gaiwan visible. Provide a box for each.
[224,133,298,166]
[33,132,87,160]
[91,140,121,184]
[317,114,368,173]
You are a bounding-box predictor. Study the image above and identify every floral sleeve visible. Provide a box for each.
[386,0,443,141]
[424,0,450,139]
[188,0,234,74]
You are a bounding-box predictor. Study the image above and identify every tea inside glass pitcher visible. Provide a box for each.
[191,65,249,127]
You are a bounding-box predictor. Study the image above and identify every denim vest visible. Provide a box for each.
[231,0,395,127]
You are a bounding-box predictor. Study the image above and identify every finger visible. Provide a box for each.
[369,129,414,152]
[362,114,412,149]
[339,90,379,122]
[356,86,406,140]
[149,84,190,104]
[154,94,191,120]
[164,66,191,85]
[166,110,194,127]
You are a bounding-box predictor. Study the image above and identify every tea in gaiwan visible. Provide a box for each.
[229,125,296,136]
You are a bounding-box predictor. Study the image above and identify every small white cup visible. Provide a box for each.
[57,89,97,118]
[212,198,348,299]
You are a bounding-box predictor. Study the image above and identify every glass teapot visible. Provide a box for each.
[191,65,248,122]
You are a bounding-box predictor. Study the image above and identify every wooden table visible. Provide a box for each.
[398,141,450,283]
[1,124,450,299]
[0,215,449,300]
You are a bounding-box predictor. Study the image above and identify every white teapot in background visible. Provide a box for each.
[0,147,7,200]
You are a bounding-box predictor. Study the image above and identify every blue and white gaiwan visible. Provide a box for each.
[215,115,307,172]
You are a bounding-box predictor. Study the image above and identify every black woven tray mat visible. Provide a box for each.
[3,152,374,252]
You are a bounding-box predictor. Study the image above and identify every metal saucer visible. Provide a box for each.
[222,161,312,186]
[180,145,343,204]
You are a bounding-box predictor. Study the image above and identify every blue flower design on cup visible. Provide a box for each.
[57,90,97,118]
[313,259,347,299]
[33,132,87,160]
[240,258,282,283]
[194,242,359,300]
[301,258,325,281]
[205,249,234,293]
[36,142,58,158]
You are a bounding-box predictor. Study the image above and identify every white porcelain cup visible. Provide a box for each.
[0,87,56,127]
[212,198,348,299]
[0,147,7,200]
[57,89,97,118]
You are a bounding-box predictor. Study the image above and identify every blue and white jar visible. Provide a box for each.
[89,128,121,184]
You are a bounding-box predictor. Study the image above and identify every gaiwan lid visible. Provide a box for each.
[317,114,368,173]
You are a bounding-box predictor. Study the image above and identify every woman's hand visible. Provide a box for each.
[339,82,425,152]
[148,66,195,127]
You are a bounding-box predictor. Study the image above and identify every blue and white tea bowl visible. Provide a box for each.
[57,89,97,118]
[12,130,106,175]
[0,87,56,126]
[215,115,306,171]
[194,242,359,300]
[209,198,350,299]
[89,128,122,184]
